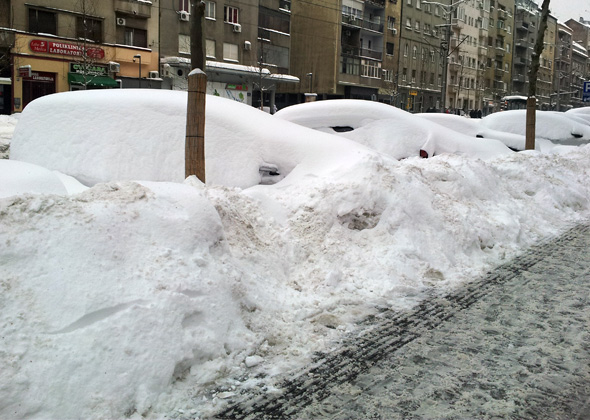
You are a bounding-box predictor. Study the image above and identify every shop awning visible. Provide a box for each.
[68,73,118,88]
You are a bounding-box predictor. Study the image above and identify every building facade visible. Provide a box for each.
[1,0,161,114]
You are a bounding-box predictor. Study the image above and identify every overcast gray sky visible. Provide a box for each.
[547,0,590,23]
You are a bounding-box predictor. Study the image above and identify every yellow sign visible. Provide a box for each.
[410,90,418,96]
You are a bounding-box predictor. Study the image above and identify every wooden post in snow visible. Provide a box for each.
[185,0,207,182]
[185,69,207,182]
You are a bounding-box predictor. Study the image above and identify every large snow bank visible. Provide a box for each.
[1,180,255,419]
[3,96,590,419]
[10,90,375,189]
[275,100,512,160]
[481,110,590,143]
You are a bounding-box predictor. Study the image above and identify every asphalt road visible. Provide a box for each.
[215,223,590,419]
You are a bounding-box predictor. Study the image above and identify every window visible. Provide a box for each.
[224,6,239,24]
[416,0,421,8]
[422,48,426,60]
[361,59,381,78]
[341,57,360,75]
[412,45,417,58]
[259,7,290,34]
[431,50,435,62]
[383,69,393,82]
[76,17,102,43]
[179,0,189,12]
[206,39,216,58]
[387,16,396,31]
[402,67,407,81]
[223,42,238,61]
[506,43,510,53]
[404,43,408,57]
[411,69,416,83]
[206,1,216,19]
[29,8,57,35]
[407,0,412,5]
[386,42,394,56]
[179,34,190,54]
[415,20,420,31]
[124,27,147,48]
[435,5,440,16]
[406,17,411,28]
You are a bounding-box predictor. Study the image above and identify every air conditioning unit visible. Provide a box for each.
[244,40,252,50]
[391,28,397,35]
[180,11,190,21]
[148,71,159,78]
[116,17,126,26]
[108,62,120,73]
[233,23,242,33]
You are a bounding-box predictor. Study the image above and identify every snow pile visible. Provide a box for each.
[481,109,590,142]
[0,159,88,198]
[275,100,512,160]
[0,114,18,159]
[3,93,590,419]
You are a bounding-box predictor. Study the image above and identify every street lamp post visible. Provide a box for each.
[133,54,142,88]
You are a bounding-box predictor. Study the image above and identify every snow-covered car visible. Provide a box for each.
[416,112,558,152]
[480,110,590,146]
[274,99,511,160]
[10,90,378,189]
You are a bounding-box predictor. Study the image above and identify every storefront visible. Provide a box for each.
[10,33,158,113]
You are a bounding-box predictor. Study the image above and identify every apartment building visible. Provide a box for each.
[443,0,486,112]
[571,41,588,108]
[285,0,401,105]
[397,0,445,112]
[537,15,556,109]
[0,0,161,114]
[159,0,296,109]
[480,0,513,115]
[553,21,573,111]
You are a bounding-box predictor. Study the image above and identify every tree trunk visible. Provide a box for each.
[525,0,550,150]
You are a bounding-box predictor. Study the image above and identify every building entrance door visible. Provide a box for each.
[22,72,56,109]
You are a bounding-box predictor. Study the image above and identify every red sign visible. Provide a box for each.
[29,39,104,59]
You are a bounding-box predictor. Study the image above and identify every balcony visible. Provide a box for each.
[495,47,505,57]
[359,48,383,60]
[115,0,152,18]
[478,46,488,56]
[342,14,362,27]
[513,74,526,83]
[341,44,360,57]
[365,0,386,8]
[514,56,530,66]
[449,62,462,71]
[494,68,504,78]
[362,19,384,33]
[515,20,531,32]
[514,38,528,48]
[479,28,487,38]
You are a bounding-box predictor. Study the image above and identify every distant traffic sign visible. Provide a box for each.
[584,81,590,102]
